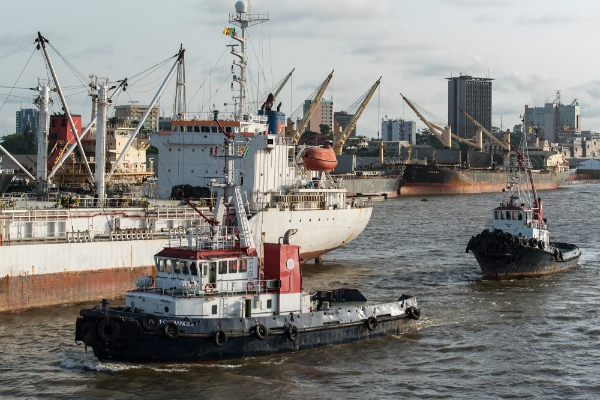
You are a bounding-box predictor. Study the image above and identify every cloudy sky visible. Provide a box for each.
[1,0,600,139]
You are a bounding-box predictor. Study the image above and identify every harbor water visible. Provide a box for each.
[1,184,599,399]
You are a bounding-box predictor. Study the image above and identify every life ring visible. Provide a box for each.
[80,322,98,346]
[407,307,421,320]
[141,314,160,331]
[213,330,227,347]
[287,325,299,341]
[530,238,538,248]
[366,316,378,331]
[246,281,255,292]
[97,319,120,342]
[204,283,214,295]
[164,321,179,339]
[255,324,268,340]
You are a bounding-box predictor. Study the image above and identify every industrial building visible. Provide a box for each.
[303,98,333,134]
[523,97,581,144]
[381,118,416,144]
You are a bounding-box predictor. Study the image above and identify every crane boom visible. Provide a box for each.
[458,107,509,150]
[333,77,381,155]
[291,70,334,144]
[400,93,449,147]
[272,68,295,101]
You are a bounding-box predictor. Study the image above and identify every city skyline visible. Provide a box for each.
[2,0,600,140]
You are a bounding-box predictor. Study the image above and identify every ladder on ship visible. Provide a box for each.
[234,186,255,249]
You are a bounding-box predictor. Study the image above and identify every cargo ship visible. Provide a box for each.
[75,135,418,363]
[466,140,581,279]
[398,147,569,196]
[0,3,371,314]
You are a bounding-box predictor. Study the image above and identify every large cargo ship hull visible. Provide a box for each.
[399,165,569,196]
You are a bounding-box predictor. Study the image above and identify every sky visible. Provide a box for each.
[2,0,600,139]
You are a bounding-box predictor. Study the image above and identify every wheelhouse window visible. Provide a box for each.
[190,262,198,276]
[500,211,505,220]
[219,261,227,274]
[512,211,518,220]
[165,259,172,273]
[187,126,193,132]
[201,126,210,132]
[194,126,200,132]
[239,259,247,273]
[518,211,523,221]
[494,211,499,220]
[155,258,165,272]
[229,260,237,273]
[173,260,181,274]
[181,261,190,275]
[506,212,511,220]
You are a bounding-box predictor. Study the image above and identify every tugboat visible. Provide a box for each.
[466,139,581,280]
[74,117,420,363]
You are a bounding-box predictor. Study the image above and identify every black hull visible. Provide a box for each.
[467,232,581,280]
[85,315,416,363]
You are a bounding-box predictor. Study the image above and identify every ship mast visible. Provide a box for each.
[228,1,268,121]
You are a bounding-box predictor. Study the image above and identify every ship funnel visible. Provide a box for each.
[282,229,298,244]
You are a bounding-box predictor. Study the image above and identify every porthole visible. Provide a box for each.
[192,148,195,152]
[191,170,194,173]
[168,169,171,172]
[165,306,169,312]
[169,148,172,151]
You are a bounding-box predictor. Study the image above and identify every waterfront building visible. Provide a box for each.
[381,118,416,144]
[447,75,493,140]
[114,105,159,132]
[303,98,333,134]
[15,108,39,134]
[523,100,580,144]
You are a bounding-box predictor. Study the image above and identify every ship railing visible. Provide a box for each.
[346,198,372,208]
[110,228,154,241]
[66,230,92,243]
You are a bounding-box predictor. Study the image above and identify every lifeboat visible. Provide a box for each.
[302,146,338,172]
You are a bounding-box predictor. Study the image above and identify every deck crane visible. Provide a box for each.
[259,69,295,111]
[289,70,334,144]
[458,107,511,165]
[400,94,481,150]
[332,77,381,155]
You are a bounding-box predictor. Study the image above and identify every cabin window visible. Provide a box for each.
[229,260,237,273]
[506,212,511,220]
[512,211,518,220]
[61,119,66,127]
[172,125,176,132]
[211,126,218,133]
[518,212,523,221]
[165,260,172,273]
[225,127,232,133]
[494,211,499,220]
[267,299,272,309]
[202,263,209,276]
[173,260,181,274]
[181,261,190,275]
[239,259,247,273]
[500,212,505,220]
[190,262,198,276]
[187,126,193,132]
[201,126,210,132]
[155,258,164,272]
[209,262,217,283]
[212,305,217,315]
[194,126,200,132]
[51,119,56,127]
[219,261,227,274]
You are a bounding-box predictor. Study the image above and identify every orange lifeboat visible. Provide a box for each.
[303,146,338,172]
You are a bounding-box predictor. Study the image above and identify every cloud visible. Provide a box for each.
[516,12,586,25]
[81,44,114,56]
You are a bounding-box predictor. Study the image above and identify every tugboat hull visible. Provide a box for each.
[76,294,420,364]
[468,231,581,280]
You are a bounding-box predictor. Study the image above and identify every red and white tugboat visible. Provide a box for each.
[466,139,581,280]
[74,117,420,363]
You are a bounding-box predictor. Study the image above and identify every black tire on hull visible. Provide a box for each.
[213,330,227,346]
[97,319,120,342]
[141,314,160,331]
[366,316,378,331]
[81,322,98,346]
[287,325,299,341]
[255,324,268,340]
[407,307,421,320]
[164,322,179,339]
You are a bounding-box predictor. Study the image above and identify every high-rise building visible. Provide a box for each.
[114,105,159,132]
[334,111,357,137]
[447,75,493,140]
[381,118,416,144]
[524,100,580,144]
[303,98,333,134]
[15,108,39,134]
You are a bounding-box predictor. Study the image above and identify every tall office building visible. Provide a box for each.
[15,108,39,134]
[114,105,159,131]
[447,75,493,140]
[523,100,580,144]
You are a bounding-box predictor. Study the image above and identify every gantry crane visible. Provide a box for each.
[332,77,381,155]
[289,71,334,144]
[400,93,481,150]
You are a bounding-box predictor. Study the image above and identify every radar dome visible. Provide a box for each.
[235,1,248,13]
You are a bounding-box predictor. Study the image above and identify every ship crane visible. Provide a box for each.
[288,71,334,144]
[332,77,381,155]
[400,94,481,150]
[259,69,295,112]
[458,107,511,165]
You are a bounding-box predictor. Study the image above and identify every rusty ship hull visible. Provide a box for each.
[399,165,569,196]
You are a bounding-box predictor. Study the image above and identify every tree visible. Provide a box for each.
[319,124,331,137]
[0,129,37,155]
[146,145,158,154]
[416,128,459,149]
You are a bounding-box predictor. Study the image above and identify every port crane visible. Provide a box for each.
[332,77,381,155]
[400,93,481,150]
[288,71,334,144]
[458,107,511,164]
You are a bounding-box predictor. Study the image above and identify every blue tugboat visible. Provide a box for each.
[74,116,420,363]
[466,139,581,280]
